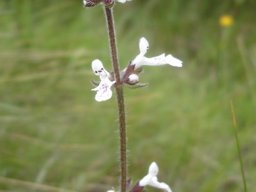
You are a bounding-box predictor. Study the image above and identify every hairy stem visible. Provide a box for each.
[104,6,127,192]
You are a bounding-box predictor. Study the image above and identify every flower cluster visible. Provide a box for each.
[85,2,180,192]
[91,37,182,102]
[83,0,131,7]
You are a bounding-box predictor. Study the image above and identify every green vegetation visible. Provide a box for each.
[0,0,255,191]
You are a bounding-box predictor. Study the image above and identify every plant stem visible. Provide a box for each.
[230,101,247,192]
[104,6,127,192]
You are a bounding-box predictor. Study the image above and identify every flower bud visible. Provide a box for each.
[128,74,139,85]
[83,0,101,7]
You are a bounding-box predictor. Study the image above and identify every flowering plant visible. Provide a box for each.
[83,1,182,191]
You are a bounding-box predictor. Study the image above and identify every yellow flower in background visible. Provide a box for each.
[219,15,234,27]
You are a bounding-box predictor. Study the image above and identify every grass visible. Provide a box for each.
[230,100,247,192]
[0,0,255,191]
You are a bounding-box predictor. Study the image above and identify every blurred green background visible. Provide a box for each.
[0,0,255,191]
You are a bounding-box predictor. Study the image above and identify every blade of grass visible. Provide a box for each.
[230,100,247,192]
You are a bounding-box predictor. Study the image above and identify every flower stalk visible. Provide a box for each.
[104,6,127,192]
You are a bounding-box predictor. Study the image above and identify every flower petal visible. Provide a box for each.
[91,77,115,102]
[135,54,182,69]
[149,177,172,192]
[148,161,159,176]
[139,174,152,187]
[116,0,132,3]
[165,54,183,67]
[138,162,173,192]
[94,84,113,102]
[91,59,110,79]
[132,37,183,69]
[106,189,115,192]
[139,37,149,55]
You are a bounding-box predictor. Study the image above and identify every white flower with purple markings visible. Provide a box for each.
[91,59,115,102]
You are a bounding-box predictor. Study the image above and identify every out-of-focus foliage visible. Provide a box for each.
[0,0,255,191]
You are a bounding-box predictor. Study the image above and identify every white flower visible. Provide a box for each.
[116,0,132,3]
[106,190,115,192]
[91,59,115,102]
[132,37,183,69]
[139,162,173,192]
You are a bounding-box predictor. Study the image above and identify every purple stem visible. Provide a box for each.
[104,6,127,192]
